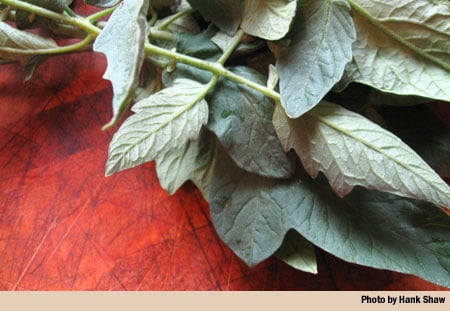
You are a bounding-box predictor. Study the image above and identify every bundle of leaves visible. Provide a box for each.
[1,0,450,287]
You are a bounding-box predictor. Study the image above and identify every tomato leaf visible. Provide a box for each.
[176,25,221,61]
[241,0,297,41]
[93,0,149,129]
[156,129,218,198]
[273,102,450,208]
[207,66,295,179]
[300,173,450,288]
[106,79,209,176]
[210,151,450,287]
[186,0,242,35]
[0,22,57,65]
[270,0,356,118]
[275,230,318,274]
[342,0,450,102]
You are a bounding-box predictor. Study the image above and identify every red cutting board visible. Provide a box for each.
[0,1,448,291]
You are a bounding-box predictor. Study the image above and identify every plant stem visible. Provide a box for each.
[1,0,282,104]
[149,29,175,42]
[0,0,100,36]
[63,5,78,18]
[148,4,157,26]
[0,34,95,55]
[156,8,194,30]
[144,42,281,101]
[218,30,245,65]
[87,5,118,22]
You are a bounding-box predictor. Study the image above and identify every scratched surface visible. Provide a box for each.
[0,6,448,290]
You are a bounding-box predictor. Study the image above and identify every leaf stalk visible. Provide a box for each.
[0,0,282,104]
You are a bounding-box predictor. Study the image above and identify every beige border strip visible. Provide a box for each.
[1,291,449,311]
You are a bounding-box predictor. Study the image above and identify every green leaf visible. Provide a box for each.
[0,21,57,64]
[342,0,450,102]
[134,62,164,102]
[106,78,209,176]
[176,25,221,61]
[273,101,450,208]
[377,105,450,178]
[300,173,450,288]
[23,55,48,81]
[275,230,318,274]
[93,0,149,129]
[162,26,221,84]
[211,30,238,54]
[157,5,201,34]
[207,66,295,178]
[210,151,450,287]
[186,0,242,35]
[241,0,297,40]
[85,0,119,7]
[269,0,356,118]
[156,129,218,198]
[211,32,267,63]
[209,150,302,266]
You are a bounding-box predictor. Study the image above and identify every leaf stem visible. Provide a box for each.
[0,34,95,55]
[218,29,245,65]
[148,4,158,26]
[143,41,281,102]
[149,29,175,42]
[0,0,282,104]
[156,8,194,30]
[63,5,78,18]
[86,4,118,22]
[0,0,100,36]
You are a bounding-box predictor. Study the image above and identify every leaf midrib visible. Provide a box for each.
[347,0,450,72]
[109,83,210,173]
[307,108,447,203]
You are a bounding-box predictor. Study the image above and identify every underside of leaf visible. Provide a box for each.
[106,79,209,176]
[207,66,295,179]
[275,230,318,274]
[270,0,356,118]
[0,22,57,64]
[93,0,149,129]
[156,129,218,198]
[210,151,450,287]
[273,102,450,208]
[342,0,450,101]
[241,0,297,41]
[186,0,242,35]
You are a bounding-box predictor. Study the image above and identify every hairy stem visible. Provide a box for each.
[87,5,118,22]
[0,34,95,55]
[148,4,158,26]
[149,29,176,42]
[0,0,282,104]
[143,42,280,101]
[156,8,194,30]
[0,0,100,36]
[218,30,245,65]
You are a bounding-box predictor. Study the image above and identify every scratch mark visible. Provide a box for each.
[151,208,185,291]
[48,183,102,260]
[11,218,57,291]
